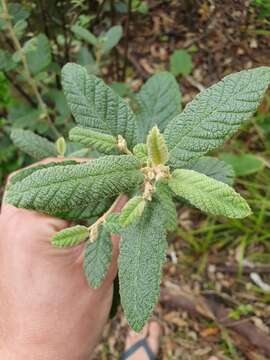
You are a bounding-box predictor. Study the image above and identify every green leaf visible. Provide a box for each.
[133,143,148,164]
[26,34,52,75]
[8,160,78,187]
[165,67,270,168]
[219,153,265,177]
[6,155,144,215]
[54,198,114,221]
[56,137,66,156]
[170,49,193,76]
[155,182,177,231]
[100,25,123,54]
[147,126,168,166]
[84,225,112,288]
[186,157,235,185]
[11,129,57,160]
[71,24,98,46]
[62,63,137,147]
[136,72,181,141]
[69,126,117,154]
[0,50,16,71]
[119,196,146,227]
[169,169,251,218]
[0,2,29,29]
[104,213,122,234]
[52,225,89,248]
[119,200,167,331]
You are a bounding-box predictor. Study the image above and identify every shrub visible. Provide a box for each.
[6,63,270,331]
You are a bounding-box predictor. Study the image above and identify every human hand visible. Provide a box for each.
[0,158,127,360]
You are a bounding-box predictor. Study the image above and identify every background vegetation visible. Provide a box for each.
[1,1,270,359]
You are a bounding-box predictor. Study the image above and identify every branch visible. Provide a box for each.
[4,71,36,106]
[1,0,60,138]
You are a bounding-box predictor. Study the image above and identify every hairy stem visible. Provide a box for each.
[1,0,60,138]
[88,195,121,241]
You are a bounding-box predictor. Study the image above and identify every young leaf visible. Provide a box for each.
[169,169,251,218]
[52,225,88,248]
[56,137,66,156]
[164,67,270,168]
[104,213,122,234]
[119,196,146,227]
[186,157,235,185]
[219,153,265,177]
[11,129,57,160]
[100,25,123,54]
[69,126,117,154]
[62,63,137,147]
[84,225,112,288]
[119,200,167,331]
[147,126,168,166]
[155,182,177,231]
[136,72,181,141]
[133,143,148,164]
[71,24,97,46]
[170,49,193,77]
[6,155,144,215]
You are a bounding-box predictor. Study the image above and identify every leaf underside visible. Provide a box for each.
[52,225,88,248]
[169,169,251,218]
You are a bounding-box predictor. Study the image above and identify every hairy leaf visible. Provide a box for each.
[133,143,148,164]
[155,182,177,231]
[69,126,117,154]
[169,169,251,218]
[56,137,66,156]
[11,129,57,160]
[165,67,270,167]
[136,72,181,141]
[147,126,168,166]
[119,200,167,331]
[6,155,144,215]
[54,198,114,221]
[84,225,112,288]
[104,213,122,234]
[186,157,235,185]
[62,63,137,147]
[52,225,88,248]
[119,196,146,227]
[8,160,78,187]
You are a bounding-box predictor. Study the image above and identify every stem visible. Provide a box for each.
[122,0,132,81]
[1,0,60,138]
[88,195,121,241]
[4,71,36,106]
